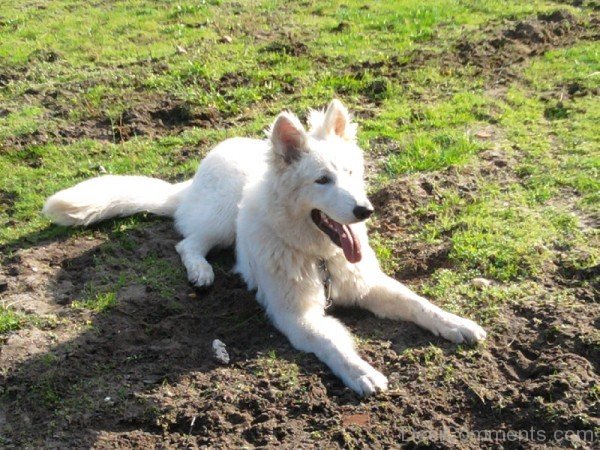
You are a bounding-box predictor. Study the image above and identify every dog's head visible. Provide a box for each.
[267,100,372,263]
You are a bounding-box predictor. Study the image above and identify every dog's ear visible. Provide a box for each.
[323,99,357,141]
[269,112,307,164]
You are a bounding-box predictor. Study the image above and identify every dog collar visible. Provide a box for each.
[318,259,332,309]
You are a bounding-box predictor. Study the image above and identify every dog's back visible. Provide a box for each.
[174,137,269,240]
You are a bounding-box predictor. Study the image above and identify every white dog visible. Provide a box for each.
[43,100,486,396]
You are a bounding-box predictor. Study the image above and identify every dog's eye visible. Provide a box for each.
[315,175,331,185]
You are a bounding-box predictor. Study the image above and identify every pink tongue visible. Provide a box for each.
[333,222,362,263]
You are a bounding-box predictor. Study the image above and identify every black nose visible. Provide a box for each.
[353,205,374,220]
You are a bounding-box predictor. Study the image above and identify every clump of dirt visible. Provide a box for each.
[555,0,600,9]
[552,251,600,303]
[331,21,350,33]
[168,139,211,166]
[218,71,252,90]
[340,45,441,84]
[543,101,571,120]
[2,68,268,151]
[538,81,600,121]
[562,81,600,98]
[456,10,595,82]
[0,131,51,153]
[260,39,309,57]
[362,78,389,101]
[541,81,600,104]
[370,174,456,279]
[1,97,229,149]
[27,49,62,63]
[0,189,18,218]
[0,73,15,88]
[337,54,433,103]
[0,65,30,89]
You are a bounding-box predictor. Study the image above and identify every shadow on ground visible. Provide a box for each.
[1,219,444,447]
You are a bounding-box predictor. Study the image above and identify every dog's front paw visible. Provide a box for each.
[434,313,487,344]
[187,261,215,287]
[343,361,388,397]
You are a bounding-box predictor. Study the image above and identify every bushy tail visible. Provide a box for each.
[43,175,192,226]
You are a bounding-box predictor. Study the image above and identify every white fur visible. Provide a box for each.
[43,175,192,226]
[43,100,486,396]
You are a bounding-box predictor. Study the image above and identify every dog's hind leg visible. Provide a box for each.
[174,181,238,288]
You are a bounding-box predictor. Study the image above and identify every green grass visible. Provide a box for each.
[420,185,592,281]
[0,305,65,335]
[72,291,118,313]
[0,106,45,141]
[386,131,479,175]
[0,306,26,334]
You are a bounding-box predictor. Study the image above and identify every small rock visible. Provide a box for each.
[342,413,370,426]
[475,129,493,139]
[98,165,107,174]
[472,277,493,289]
[175,45,187,54]
[212,339,230,364]
[220,35,233,44]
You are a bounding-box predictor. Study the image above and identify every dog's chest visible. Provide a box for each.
[319,255,370,305]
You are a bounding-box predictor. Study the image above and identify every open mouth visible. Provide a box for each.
[311,209,362,263]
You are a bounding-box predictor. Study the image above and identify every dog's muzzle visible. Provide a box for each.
[310,209,362,263]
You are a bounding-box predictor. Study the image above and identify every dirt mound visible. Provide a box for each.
[456,10,594,82]
[562,81,600,98]
[56,99,224,143]
[370,148,515,279]
[0,82,238,151]
[0,71,18,88]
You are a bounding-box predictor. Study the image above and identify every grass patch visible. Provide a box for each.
[419,182,596,282]
[140,253,187,299]
[0,306,26,334]
[72,291,118,313]
[370,233,400,275]
[386,131,479,175]
[421,269,544,323]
